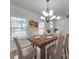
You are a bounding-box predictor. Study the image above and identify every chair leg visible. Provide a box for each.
[67,47,69,54]
[47,53,49,59]
[35,55,36,59]
[61,56,63,59]
[64,48,67,59]
[33,44,34,48]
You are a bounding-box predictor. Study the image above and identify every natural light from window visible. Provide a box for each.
[38,22,45,35]
[11,16,26,39]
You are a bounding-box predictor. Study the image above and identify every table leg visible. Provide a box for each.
[40,47,46,59]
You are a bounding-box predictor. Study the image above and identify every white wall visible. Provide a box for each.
[10,4,41,39]
[55,18,69,33]
[10,4,41,21]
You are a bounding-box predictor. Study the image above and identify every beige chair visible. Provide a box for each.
[47,35,64,59]
[62,33,69,59]
[14,38,36,59]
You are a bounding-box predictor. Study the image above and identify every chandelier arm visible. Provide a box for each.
[47,0,49,12]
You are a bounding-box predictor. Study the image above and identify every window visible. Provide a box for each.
[11,16,26,39]
[38,22,45,35]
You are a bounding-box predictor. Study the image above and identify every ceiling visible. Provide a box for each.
[11,0,69,17]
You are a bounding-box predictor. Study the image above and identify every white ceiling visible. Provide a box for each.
[11,0,69,17]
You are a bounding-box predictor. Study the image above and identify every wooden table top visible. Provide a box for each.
[29,35,59,48]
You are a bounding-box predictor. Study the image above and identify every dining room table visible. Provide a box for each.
[29,34,63,59]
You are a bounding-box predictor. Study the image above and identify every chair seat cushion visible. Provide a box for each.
[22,46,36,59]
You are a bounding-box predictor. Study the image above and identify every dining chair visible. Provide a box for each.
[47,35,64,59]
[14,37,36,59]
[52,33,60,45]
[62,33,69,59]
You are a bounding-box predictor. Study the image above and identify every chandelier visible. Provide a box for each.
[40,0,61,23]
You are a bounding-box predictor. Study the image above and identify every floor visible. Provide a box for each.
[14,46,69,59]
